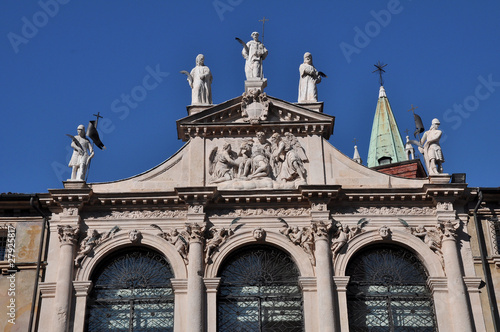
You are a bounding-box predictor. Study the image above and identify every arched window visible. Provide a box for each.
[86,248,174,331]
[217,246,304,331]
[346,245,437,332]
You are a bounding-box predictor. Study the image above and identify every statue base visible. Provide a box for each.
[428,174,451,184]
[245,78,267,94]
[187,104,212,116]
[296,101,324,113]
[63,180,88,189]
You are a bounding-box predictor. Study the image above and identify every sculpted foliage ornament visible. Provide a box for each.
[57,225,79,245]
[74,226,120,267]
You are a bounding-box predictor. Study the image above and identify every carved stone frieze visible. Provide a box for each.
[207,131,308,188]
[84,209,186,220]
[331,206,436,216]
[209,207,310,218]
[74,226,120,267]
[57,225,79,245]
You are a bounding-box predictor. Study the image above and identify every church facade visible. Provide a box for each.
[1,65,499,332]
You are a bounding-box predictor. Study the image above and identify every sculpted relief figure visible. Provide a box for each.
[239,32,268,79]
[68,124,94,181]
[419,118,445,175]
[209,143,239,183]
[181,54,213,105]
[331,219,368,259]
[208,132,308,186]
[271,132,308,183]
[298,52,323,103]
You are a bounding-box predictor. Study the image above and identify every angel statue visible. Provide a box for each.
[279,218,316,265]
[180,54,213,105]
[331,219,368,259]
[205,218,243,263]
[208,143,239,183]
[236,32,268,79]
[271,132,308,182]
[151,224,189,263]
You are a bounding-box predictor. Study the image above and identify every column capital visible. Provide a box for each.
[171,278,188,294]
[204,278,221,293]
[298,277,317,292]
[57,224,79,246]
[73,280,93,297]
[332,276,350,291]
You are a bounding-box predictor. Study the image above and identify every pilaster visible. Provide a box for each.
[204,278,221,332]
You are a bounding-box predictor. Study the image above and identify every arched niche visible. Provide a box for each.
[75,232,188,281]
[334,229,445,277]
[205,229,315,278]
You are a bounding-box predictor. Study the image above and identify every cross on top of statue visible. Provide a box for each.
[372,61,387,86]
[259,16,269,43]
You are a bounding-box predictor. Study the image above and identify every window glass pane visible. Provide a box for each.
[346,246,437,331]
[218,246,304,332]
[87,248,174,332]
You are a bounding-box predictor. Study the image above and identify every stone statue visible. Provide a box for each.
[419,118,444,175]
[405,135,415,160]
[240,32,268,79]
[298,52,322,103]
[271,132,308,182]
[249,132,272,179]
[68,125,94,181]
[182,54,212,105]
[74,229,99,267]
[205,227,232,263]
[168,228,189,264]
[330,220,367,259]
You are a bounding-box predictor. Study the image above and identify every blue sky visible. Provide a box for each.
[1,0,499,193]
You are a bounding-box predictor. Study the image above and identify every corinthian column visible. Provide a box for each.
[53,225,79,332]
[313,220,336,332]
[186,216,206,332]
[439,220,473,332]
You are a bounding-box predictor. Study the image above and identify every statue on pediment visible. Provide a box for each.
[181,54,213,105]
[298,52,325,103]
[419,118,445,175]
[238,32,268,79]
[68,124,94,181]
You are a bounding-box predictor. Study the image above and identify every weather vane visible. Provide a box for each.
[259,16,269,43]
[372,61,387,86]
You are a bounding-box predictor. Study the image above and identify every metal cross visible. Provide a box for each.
[93,112,103,125]
[404,128,410,136]
[259,16,269,43]
[372,61,387,86]
[407,104,418,115]
[353,138,358,145]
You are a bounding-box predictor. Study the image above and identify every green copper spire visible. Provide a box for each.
[367,86,406,167]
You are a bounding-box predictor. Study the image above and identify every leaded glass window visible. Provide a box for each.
[86,248,174,332]
[217,246,304,332]
[346,246,437,332]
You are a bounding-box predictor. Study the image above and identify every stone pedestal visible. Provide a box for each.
[429,174,451,184]
[187,104,212,116]
[296,101,324,113]
[245,78,267,93]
